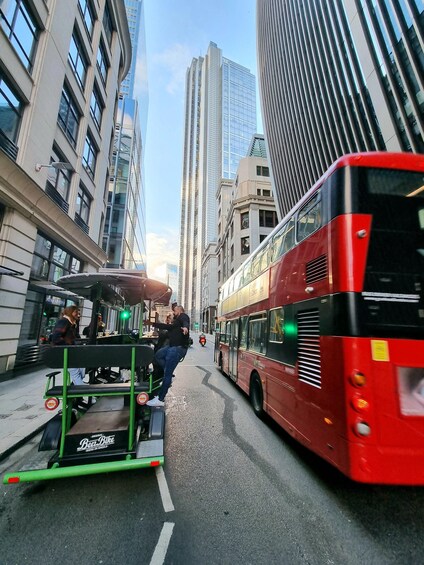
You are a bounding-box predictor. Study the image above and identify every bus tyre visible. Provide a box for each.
[250,373,264,419]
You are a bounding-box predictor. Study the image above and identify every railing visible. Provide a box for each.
[0,130,18,161]
[45,183,69,213]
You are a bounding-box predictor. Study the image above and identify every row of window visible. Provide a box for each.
[31,232,82,283]
[221,191,323,299]
[1,0,110,172]
[219,308,285,355]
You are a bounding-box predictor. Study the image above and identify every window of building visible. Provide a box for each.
[97,40,109,84]
[230,244,234,261]
[75,183,91,230]
[102,1,113,46]
[68,30,88,90]
[257,188,271,196]
[82,130,98,178]
[0,72,23,146]
[46,148,72,206]
[269,308,284,343]
[78,0,95,38]
[256,165,270,177]
[31,232,81,282]
[247,313,267,354]
[240,211,249,229]
[241,236,250,255]
[297,193,322,242]
[58,84,80,146]
[90,83,104,130]
[0,0,38,71]
[259,210,278,228]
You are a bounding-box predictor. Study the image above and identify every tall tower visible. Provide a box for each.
[257,0,424,218]
[179,42,257,327]
[103,0,147,271]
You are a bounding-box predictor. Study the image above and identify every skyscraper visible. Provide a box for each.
[179,42,257,328]
[257,0,424,218]
[103,0,147,272]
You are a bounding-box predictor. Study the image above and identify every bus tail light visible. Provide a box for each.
[350,371,366,387]
[351,394,370,413]
[45,397,59,411]
[353,421,371,437]
[137,392,149,405]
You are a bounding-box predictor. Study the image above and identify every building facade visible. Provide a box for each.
[257,0,424,218]
[0,0,131,374]
[179,42,257,329]
[216,134,276,328]
[103,0,147,274]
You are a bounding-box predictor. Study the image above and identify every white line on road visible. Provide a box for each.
[155,466,175,512]
[149,522,175,565]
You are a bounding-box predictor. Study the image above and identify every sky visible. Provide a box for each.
[134,0,262,283]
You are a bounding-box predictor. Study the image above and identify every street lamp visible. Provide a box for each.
[35,161,73,172]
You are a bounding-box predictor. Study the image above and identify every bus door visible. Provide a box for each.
[228,320,239,382]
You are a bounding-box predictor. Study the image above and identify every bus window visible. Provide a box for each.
[282,217,295,254]
[247,314,267,354]
[239,316,248,348]
[260,245,270,271]
[271,226,285,262]
[251,253,261,279]
[269,308,284,343]
[220,321,227,343]
[243,261,252,286]
[234,270,242,291]
[297,193,322,242]
[225,321,231,344]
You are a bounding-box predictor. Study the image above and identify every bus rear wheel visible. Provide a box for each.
[250,373,264,419]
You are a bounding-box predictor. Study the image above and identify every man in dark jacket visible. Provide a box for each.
[147,305,190,406]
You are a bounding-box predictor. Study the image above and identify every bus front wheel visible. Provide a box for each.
[250,373,264,419]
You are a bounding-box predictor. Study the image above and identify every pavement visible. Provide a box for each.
[0,365,54,461]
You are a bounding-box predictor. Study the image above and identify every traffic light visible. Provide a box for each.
[120,308,131,320]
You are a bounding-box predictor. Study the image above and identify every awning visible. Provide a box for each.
[29,280,83,300]
[0,266,24,276]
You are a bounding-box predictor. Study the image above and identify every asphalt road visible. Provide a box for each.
[1,340,424,564]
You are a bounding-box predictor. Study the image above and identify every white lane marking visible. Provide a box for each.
[149,522,175,565]
[155,466,175,512]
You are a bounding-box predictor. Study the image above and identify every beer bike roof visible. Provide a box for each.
[57,269,172,307]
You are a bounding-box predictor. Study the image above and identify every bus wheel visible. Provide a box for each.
[250,373,264,419]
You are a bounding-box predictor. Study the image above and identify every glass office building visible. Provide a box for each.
[103,0,147,272]
[257,0,424,218]
[179,42,257,327]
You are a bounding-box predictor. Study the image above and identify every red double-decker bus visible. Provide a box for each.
[215,152,424,485]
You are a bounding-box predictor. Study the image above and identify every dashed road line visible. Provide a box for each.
[149,522,175,565]
[155,466,175,512]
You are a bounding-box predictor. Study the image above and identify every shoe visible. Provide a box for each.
[146,396,164,407]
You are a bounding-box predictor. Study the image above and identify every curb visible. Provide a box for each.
[0,421,49,463]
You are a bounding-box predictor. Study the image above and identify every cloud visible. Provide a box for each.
[146,230,179,282]
[153,43,193,94]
